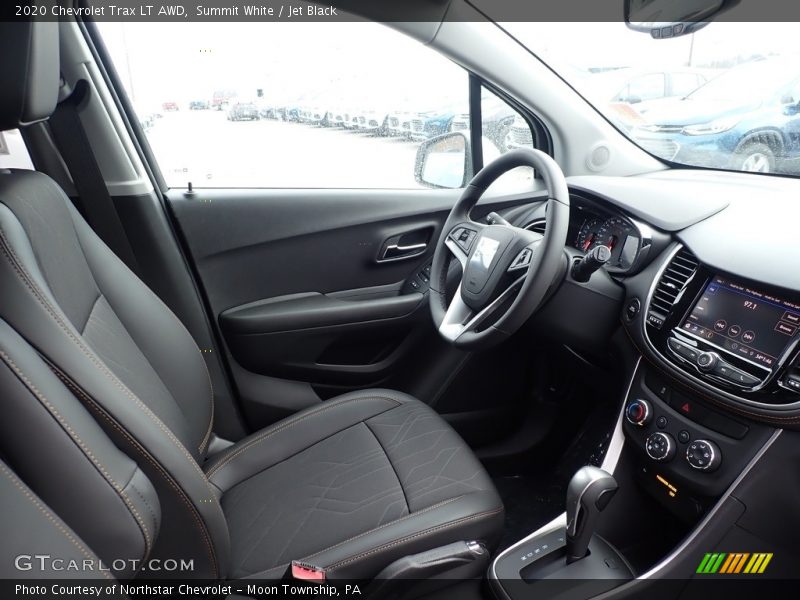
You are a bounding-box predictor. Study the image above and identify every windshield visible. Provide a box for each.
[506,22,800,176]
[687,61,792,102]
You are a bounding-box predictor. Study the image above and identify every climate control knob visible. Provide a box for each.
[645,432,676,462]
[625,399,652,426]
[686,439,721,472]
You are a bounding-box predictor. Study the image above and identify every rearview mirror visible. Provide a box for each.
[414,132,473,189]
[624,0,738,38]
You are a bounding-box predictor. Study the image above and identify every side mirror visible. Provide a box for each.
[414,132,473,189]
[624,0,739,38]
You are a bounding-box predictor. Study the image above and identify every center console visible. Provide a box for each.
[643,246,800,406]
[489,358,776,600]
[490,244,795,599]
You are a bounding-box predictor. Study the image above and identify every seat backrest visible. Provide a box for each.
[0,20,230,578]
[0,170,231,578]
[0,457,118,581]
[0,319,160,579]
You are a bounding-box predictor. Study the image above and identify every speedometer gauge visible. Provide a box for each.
[575,218,603,252]
[575,214,640,271]
[596,217,633,251]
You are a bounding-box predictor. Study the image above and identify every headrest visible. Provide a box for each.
[0,20,59,131]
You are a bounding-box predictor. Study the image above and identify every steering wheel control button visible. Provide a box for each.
[656,416,668,429]
[678,430,691,444]
[696,351,719,372]
[686,439,721,472]
[508,247,533,272]
[625,399,652,426]
[645,432,676,462]
[449,227,477,253]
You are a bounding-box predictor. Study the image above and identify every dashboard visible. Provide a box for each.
[518,194,653,276]
[496,168,800,585]
[509,168,800,423]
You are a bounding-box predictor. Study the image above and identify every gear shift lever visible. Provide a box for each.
[565,466,618,564]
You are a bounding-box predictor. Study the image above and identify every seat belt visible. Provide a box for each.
[48,79,141,274]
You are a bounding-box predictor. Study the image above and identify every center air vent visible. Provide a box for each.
[647,247,699,329]
[525,219,546,235]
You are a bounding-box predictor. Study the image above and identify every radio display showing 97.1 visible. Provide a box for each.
[682,276,800,368]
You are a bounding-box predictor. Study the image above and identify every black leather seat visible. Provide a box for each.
[0,21,503,581]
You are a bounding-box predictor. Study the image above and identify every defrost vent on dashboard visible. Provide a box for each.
[647,248,699,330]
[524,219,547,235]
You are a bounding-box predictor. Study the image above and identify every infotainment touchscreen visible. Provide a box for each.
[681,275,800,369]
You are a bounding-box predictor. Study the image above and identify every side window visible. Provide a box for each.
[0,129,34,170]
[671,72,704,98]
[480,87,535,192]
[98,22,469,189]
[627,73,666,102]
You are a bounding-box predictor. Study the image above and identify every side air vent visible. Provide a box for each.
[647,247,699,329]
[525,219,547,235]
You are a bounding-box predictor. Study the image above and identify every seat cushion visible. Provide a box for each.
[205,389,503,581]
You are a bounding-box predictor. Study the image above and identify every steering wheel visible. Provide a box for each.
[429,148,570,350]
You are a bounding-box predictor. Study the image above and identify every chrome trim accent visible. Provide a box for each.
[523,218,547,233]
[438,276,525,343]
[490,358,781,594]
[674,329,770,374]
[568,192,653,275]
[378,241,427,263]
[644,431,674,462]
[642,243,800,410]
[637,429,781,580]
[627,215,655,273]
[625,398,650,427]
[686,439,718,472]
[444,237,468,268]
[488,357,641,588]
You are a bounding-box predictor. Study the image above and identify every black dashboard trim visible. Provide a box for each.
[624,244,800,426]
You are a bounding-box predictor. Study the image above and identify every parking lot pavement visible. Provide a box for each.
[145,110,426,189]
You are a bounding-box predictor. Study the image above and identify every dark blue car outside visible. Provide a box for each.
[632,59,800,175]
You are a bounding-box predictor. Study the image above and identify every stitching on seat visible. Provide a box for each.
[0,462,115,582]
[204,395,401,479]
[0,349,153,557]
[68,206,216,455]
[79,294,102,336]
[302,495,466,562]
[364,420,410,514]
[0,230,220,497]
[325,506,504,573]
[155,296,215,455]
[54,371,220,578]
[125,474,159,544]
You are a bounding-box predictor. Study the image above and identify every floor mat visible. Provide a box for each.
[493,475,564,552]
[493,399,620,552]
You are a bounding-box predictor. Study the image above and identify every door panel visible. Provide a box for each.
[220,287,426,383]
[167,187,534,429]
[168,189,457,313]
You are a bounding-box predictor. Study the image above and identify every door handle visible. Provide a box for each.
[381,242,428,261]
[377,227,433,263]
